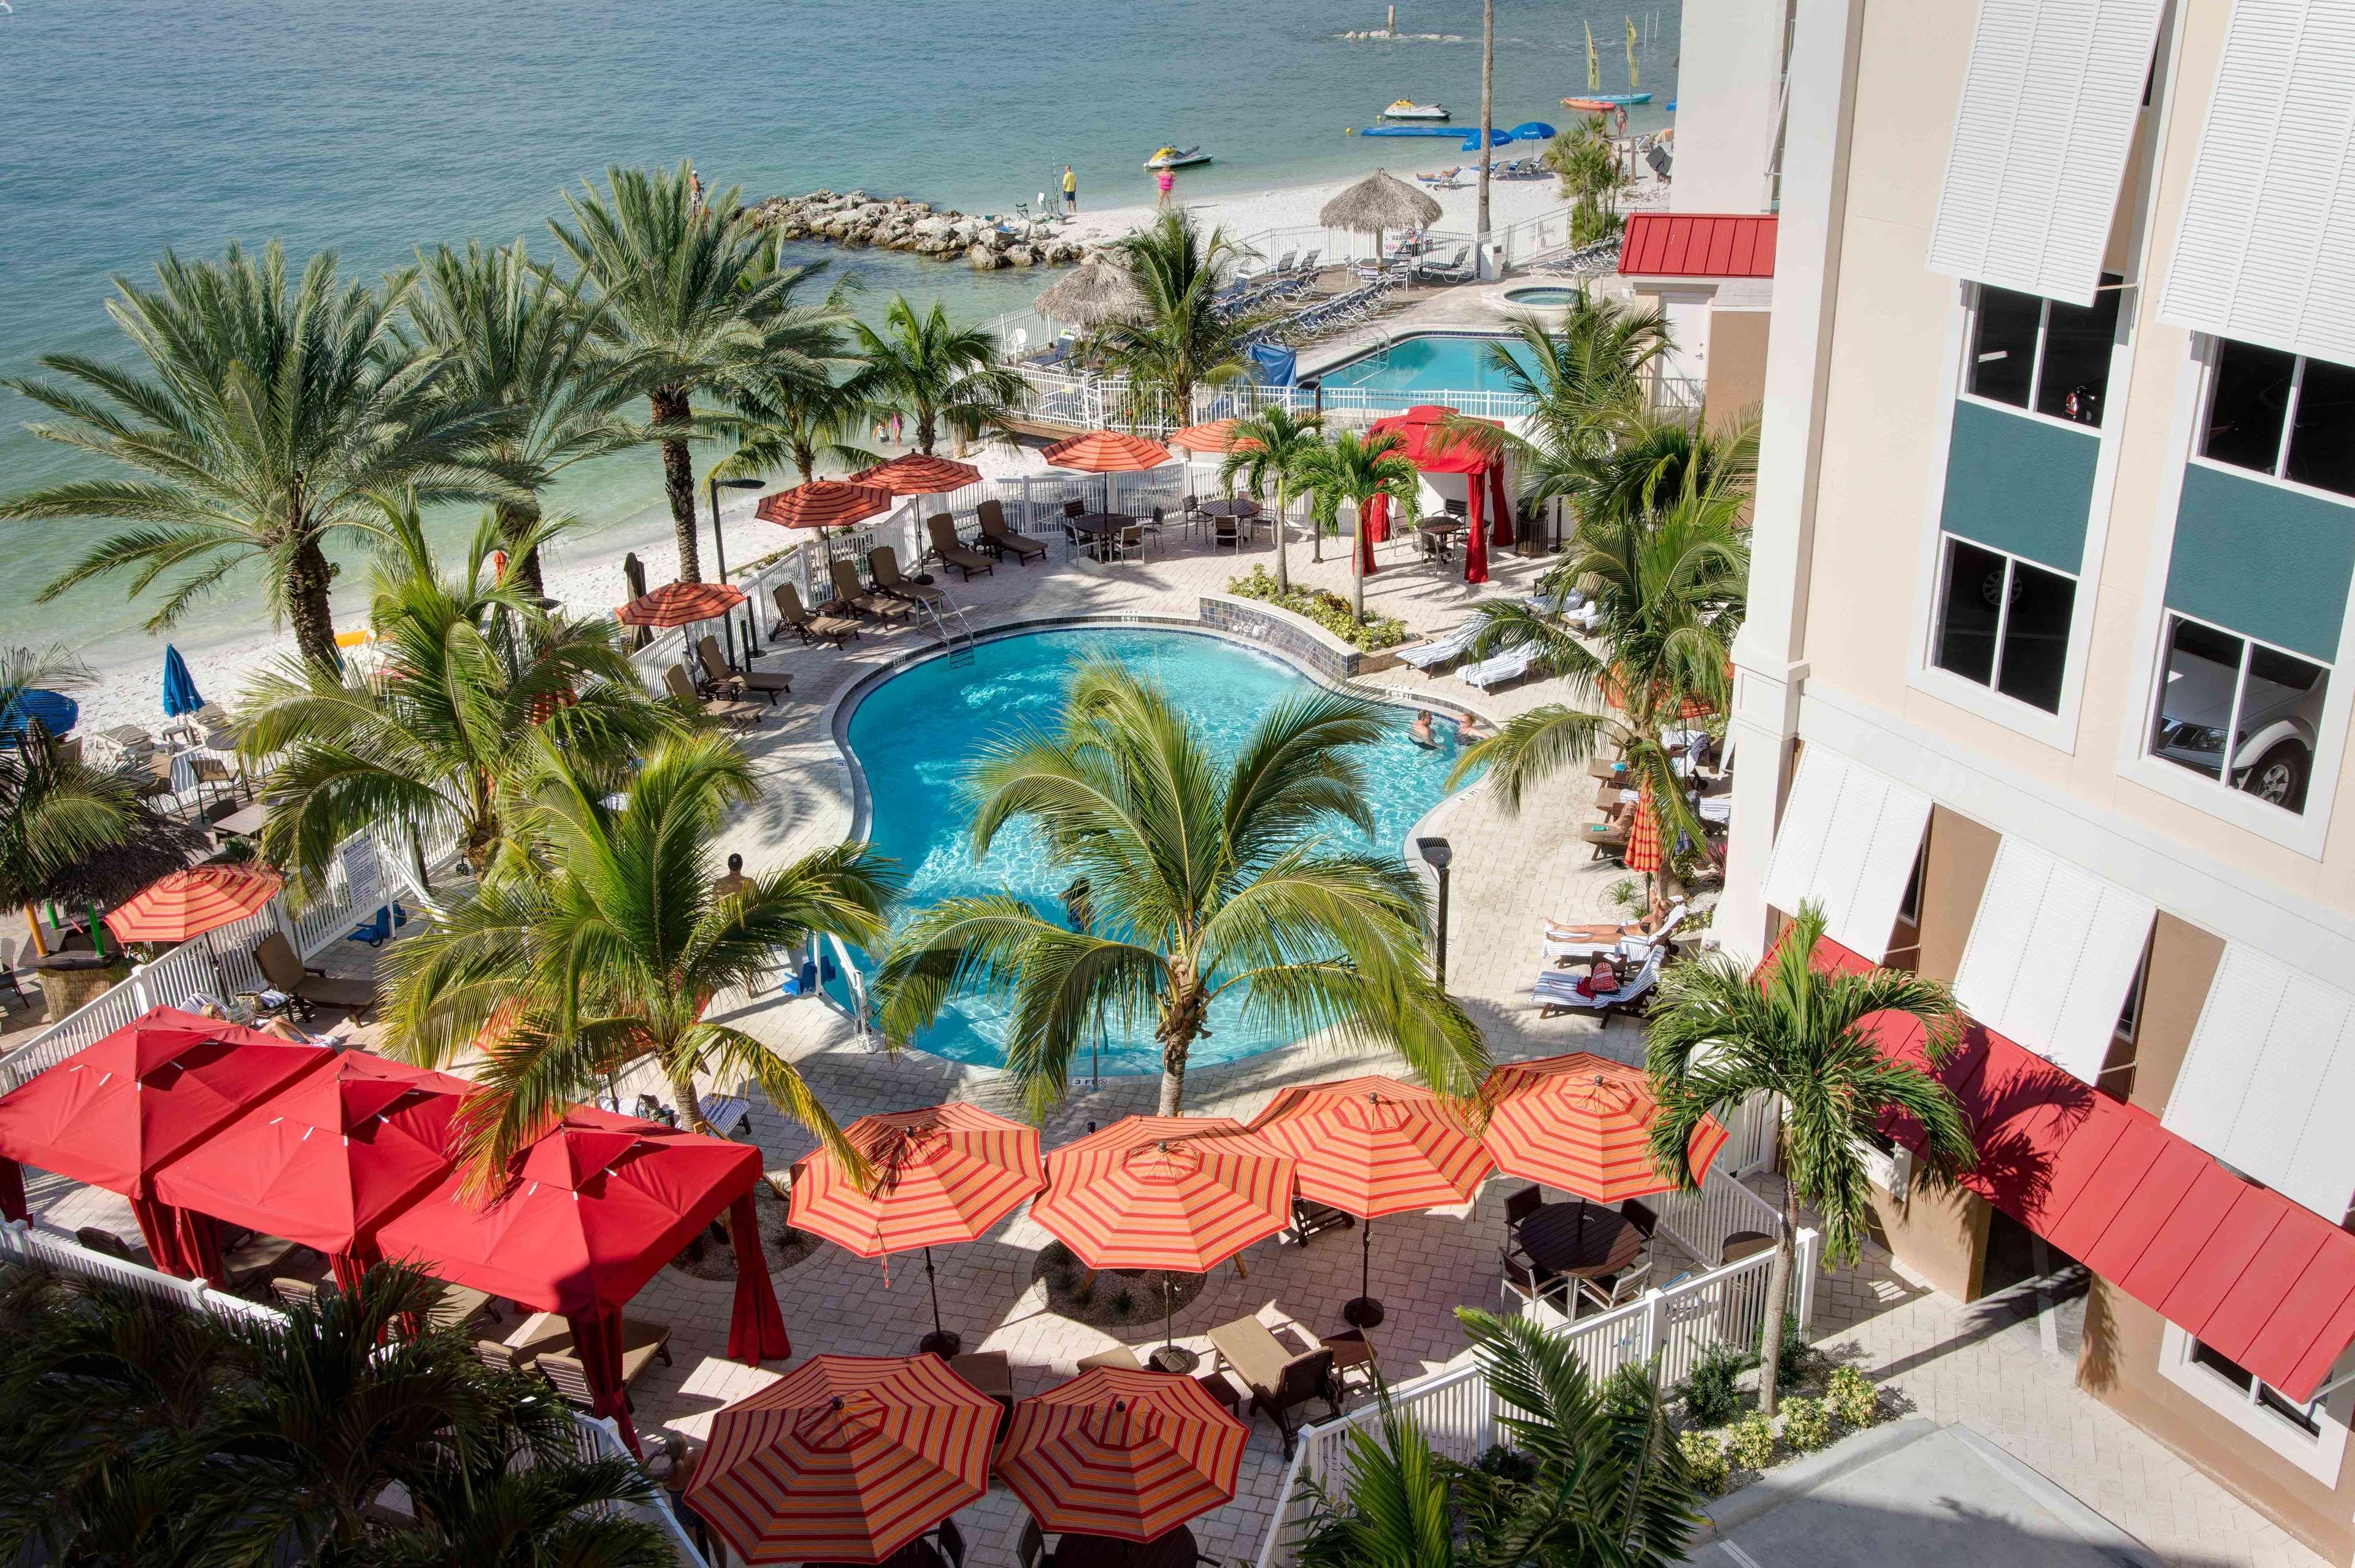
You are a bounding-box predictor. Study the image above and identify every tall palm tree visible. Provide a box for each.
[1477,0,1496,276]
[1646,903,1976,1414]
[1087,210,1263,421]
[1289,430,1420,623]
[401,238,655,599]
[0,242,509,666]
[239,497,677,892]
[1546,405,1758,537]
[848,295,1022,456]
[553,163,847,582]
[877,663,1485,1118]
[1217,405,1323,593]
[1546,116,1632,247]
[712,369,878,488]
[382,731,896,1179]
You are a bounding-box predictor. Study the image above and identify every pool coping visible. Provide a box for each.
[1301,326,1525,386]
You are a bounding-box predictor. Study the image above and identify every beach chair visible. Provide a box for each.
[696,636,790,705]
[474,1312,577,1376]
[829,558,912,623]
[253,931,377,1020]
[975,499,1045,563]
[928,514,997,580]
[1399,620,1480,671]
[1417,245,1475,283]
[1208,1316,1339,1459]
[1583,820,1631,861]
[869,545,947,610]
[1544,899,1689,966]
[1533,943,1667,1020]
[536,1320,674,1409]
[664,663,764,731]
[1459,645,1539,691]
[772,582,860,647]
[0,939,26,1011]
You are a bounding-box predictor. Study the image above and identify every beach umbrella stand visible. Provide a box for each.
[1347,1219,1384,1328]
[918,1245,956,1358]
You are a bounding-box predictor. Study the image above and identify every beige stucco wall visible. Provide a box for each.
[1705,308,1771,432]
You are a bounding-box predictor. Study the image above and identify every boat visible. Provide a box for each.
[1562,91,1653,109]
[1380,99,1451,120]
[1143,145,1212,170]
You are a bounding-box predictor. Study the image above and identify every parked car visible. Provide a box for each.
[2154,640,2325,812]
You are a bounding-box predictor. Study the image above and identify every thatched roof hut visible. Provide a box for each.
[1033,253,1146,328]
[1318,170,1443,233]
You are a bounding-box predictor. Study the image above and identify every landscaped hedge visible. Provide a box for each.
[1224,566,1409,651]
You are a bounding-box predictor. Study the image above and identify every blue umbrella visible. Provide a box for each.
[1459,128,1513,152]
[0,689,79,743]
[161,645,205,718]
[1510,121,1558,142]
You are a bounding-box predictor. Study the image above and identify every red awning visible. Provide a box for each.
[1618,213,1778,280]
[1798,937,2355,1402]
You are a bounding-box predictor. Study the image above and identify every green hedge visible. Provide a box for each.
[1225,566,1408,651]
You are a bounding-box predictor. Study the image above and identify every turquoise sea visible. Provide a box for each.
[0,0,1680,661]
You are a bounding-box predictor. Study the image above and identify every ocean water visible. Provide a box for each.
[842,627,1470,1072]
[0,0,1680,658]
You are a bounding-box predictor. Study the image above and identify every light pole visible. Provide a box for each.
[1417,836,1453,988]
[709,475,765,669]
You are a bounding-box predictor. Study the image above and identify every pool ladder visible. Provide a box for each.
[916,594,977,661]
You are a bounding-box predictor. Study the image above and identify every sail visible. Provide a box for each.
[1585,21,1599,90]
[1626,17,1640,90]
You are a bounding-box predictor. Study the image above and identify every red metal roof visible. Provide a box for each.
[1618,212,1778,279]
[1792,937,2355,1403]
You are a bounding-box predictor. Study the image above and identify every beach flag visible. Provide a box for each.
[1627,17,1640,89]
[1586,21,1600,90]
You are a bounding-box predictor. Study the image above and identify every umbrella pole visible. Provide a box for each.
[1345,1216,1386,1329]
[1151,1272,1201,1375]
[918,1247,960,1358]
[202,930,229,1015]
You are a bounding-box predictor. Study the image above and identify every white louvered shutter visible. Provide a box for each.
[1759,748,1934,963]
[1928,0,2167,307]
[1953,839,2156,1085]
[2159,0,2355,364]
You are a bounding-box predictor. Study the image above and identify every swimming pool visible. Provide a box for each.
[1502,286,1582,307]
[1319,332,1536,402]
[840,627,1470,1073]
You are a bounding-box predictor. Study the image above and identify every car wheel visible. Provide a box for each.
[2240,741,2311,812]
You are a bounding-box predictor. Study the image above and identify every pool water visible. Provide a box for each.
[842,628,1470,1073]
[1320,332,1537,398]
[1503,286,1583,307]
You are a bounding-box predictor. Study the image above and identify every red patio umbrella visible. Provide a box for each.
[1041,431,1174,473]
[997,1366,1248,1542]
[788,1102,1043,1356]
[1167,418,1251,456]
[686,1353,1002,1565]
[614,580,748,629]
[756,480,896,563]
[104,865,282,1007]
[151,1051,469,1291]
[1249,1075,1494,1327]
[851,453,983,497]
[0,1007,332,1274]
[1481,1052,1729,1203]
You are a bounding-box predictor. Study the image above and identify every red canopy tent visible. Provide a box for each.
[151,1052,471,1292]
[372,1106,785,1452]
[1362,406,1511,586]
[0,1007,332,1275]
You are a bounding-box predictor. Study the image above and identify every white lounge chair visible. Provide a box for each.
[1544,899,1689,966]
[1533,944,1668,1020]
[1399,621,1480,671]
[1459,645,1539,691]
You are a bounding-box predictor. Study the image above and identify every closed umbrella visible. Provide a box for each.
[161,646,205,718]
[1481,1052,1729,1202]
[105,865,282,1009]
[997,1366,1248,1541]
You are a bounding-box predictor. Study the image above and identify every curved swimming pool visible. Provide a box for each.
[842,627,1472,1073]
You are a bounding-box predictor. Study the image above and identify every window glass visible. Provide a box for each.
[2151,617,2328,816]
[1934,539,2005,685]
[1967,288,2041,408]
[2193,1340,2257,1394]
[2286,356,2355,498]
[1994,561,2075,713]
[2259,1385,2326,1438]
[2203,340,2296,474]
[2231,644,2327,813]
[2035,282,2123,426]
[2151,617,2248,785]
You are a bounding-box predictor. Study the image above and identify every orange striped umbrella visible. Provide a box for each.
[1624,783,1664,875]
[1167,418,1250,456]
[1250,1076,1495,1326]
[755,480,896,532]
[851,454,983,496]
[614,580,747,628]
[685,1354,1001,1565]
[789,1104,1043,1354]
[105,866,279,943]
[1480,1053,1729,1202]
[997,1367,1248,1541]
[1041,431,1174,473]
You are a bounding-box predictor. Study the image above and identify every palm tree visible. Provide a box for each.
[1546,115,1632,247]
[553,163,847,582]
[1477,0,1496,274]
[401,237,655,599]
[0,241,509,666]
[1545,405,1758,537]
[877,662,1485,1118]
[1087,210,1263,421]
[382,731,897,1178]
[238,497,678,891]
[848,295,1022,456]
[1483,299,1671,489]
[1217,406,1323,593]
[712,367,878,488]
[1646,903,1977,1415]
[1289,430,1420,623]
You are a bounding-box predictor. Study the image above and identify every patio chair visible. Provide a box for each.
[772,582,861,647]
[932,1518,968,1568]
[1499,1242,1573,1315]
[253,931,377,1020]
[0,939,26,1011]
[1533,944,1667,1021]
[829,558,912,623]
[696,636,790,705]
[1287,1196,1356,1245]
[344,901,410,948]
[1212,514,1245,553]
[930,514,999,580]
[1545,899,1689,966]
[1112,518,1147,561]
[536,1320,674,1409]
[949,1351,1015,1427]
[1503,1185,1545,1228]
[663,664,763,732]
[1459,645,1539,691]
[474,1313,575,1375]
[870,545,948,609]
[1016,1518,1057,1568]
[976,500,1045,563]
[1399,620,1480,671]
[1574,1200,1659,1312]
[1077,1346,1147,1372]
[1207,1315,1339,1458]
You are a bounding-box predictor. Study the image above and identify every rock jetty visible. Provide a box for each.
[748,190,1094,269]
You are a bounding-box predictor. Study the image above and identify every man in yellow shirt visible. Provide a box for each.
[1062,164,1078,215]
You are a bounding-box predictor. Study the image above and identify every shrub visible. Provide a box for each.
[1724,1412,1775,1472]
[1780,1396,1833,1454]
[1224,566,1408,651]
[1108,1288,1135,1317]
[1678,1345,1752,1428]
[1772,1312,1814,1392]
[1470,1443,1537,1484]
[1825,1366,1880,1430]
[1677,1429,1730,1495]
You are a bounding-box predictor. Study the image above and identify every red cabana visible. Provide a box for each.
[0,1007,332,1274]
[1364,406,1510,586]
[151,1052,471,1291]
[372,1107,785,1452]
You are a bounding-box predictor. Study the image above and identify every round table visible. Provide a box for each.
[1198,498,1259,520]
[1069,513,1132,560]
[1053,1524,1199,1568]
[1415,519,1465,562]
[1515,1200,1644,1282]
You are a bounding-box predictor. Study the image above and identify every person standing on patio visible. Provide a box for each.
[1062,164,1078,214]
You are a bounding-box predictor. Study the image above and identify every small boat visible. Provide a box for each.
[1380,99,1451,120]
[1144,145,1212,170]
[1562,91,1653,109]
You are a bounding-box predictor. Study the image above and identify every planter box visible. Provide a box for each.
[1198,593,1365,680]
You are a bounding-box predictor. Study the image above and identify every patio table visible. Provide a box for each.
[1055,1525,1200,1568]
[1515,1200,1643,1283]
[1415,519,1465,563]
[1198,498,1260,521]
[1068,513,1132,561]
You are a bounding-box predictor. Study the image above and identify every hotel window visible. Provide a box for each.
[1932,538,2076,714]
[2149,614,2329,815]
[2191,1340,2325,1439]
[1966,277,2124,427]
[2200,341,2355,499]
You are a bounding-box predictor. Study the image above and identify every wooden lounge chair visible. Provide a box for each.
[253,931,377,1020]
[829,558,912,623]
[1582,820,1631,861]
[475,1311,575,1375]
[664,664,763,731]
[694,636,789,705]
[870,545,947,609]
[1534,944,1667,1020]
[975,499,1044,563]
[536,1319,674,1408]
[1206,1315,1338,1457]
[1076,1345,1147,1372]
[928,514,999,580]
[75,1227,152,1269]
[772,582,859,647]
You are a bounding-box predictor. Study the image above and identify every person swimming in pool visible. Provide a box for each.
[1454,712,1481,745]
[1409,710,1436,748]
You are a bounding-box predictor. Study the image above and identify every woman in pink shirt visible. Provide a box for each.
[1156,166,1175,207]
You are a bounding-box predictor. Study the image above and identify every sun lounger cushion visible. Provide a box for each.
[1460,647,1538,690]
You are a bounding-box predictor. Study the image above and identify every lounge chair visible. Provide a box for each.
[1417,245,1475,283]
[869,545,947,610]
[829,558,912,623]
[772,582,860,647]
[1287,1197,1356,1245]
[253,931,377,1020]
[1399,620,1480,671]
[75,1227,152,1269]
[976,500,1045,563]
[474,1312,576,1375]
[1583,821,1631,861]
[535,1319,674,1409]
[928,514,997,580]
[0,939,27,1011]
[1207,1315,1339,1458]
[1545,899,1689,966]
[1534,944,1667,1020]
[696,636,790,705]
[664,664,763,731]
[1076,1346,1147,1372]
[1459,645,1539,691]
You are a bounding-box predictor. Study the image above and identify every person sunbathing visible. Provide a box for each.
[1542,907,1667,943]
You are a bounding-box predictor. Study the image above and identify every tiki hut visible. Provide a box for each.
[1033,252,1147,332]
[1318,171,1445,273]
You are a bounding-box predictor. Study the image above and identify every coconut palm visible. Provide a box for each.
[1289,430,1420,623]
[1087,209,1264,420]
[1546,406,1758,538]
[848,295,1022,456]
[381,731,896,1178]
[1646,902,1976,1415]
[0,242,510,666]
[1217,406,1323,592]
[712,368,879,488]
[1480,298,1670,489]
[876,662,1485,1118]
[553,163,848,582]
[238,496,680,892]
[400,238,656,599]
[1546,115,1631,247]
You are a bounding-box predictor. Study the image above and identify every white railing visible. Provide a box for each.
[569,1413,712,1567]
[1718,1093,1781,1179]
[1650,1155,1787,1267]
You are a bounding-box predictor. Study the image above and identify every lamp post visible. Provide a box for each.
[1416,836,1453,988]
[709,475,766,669]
